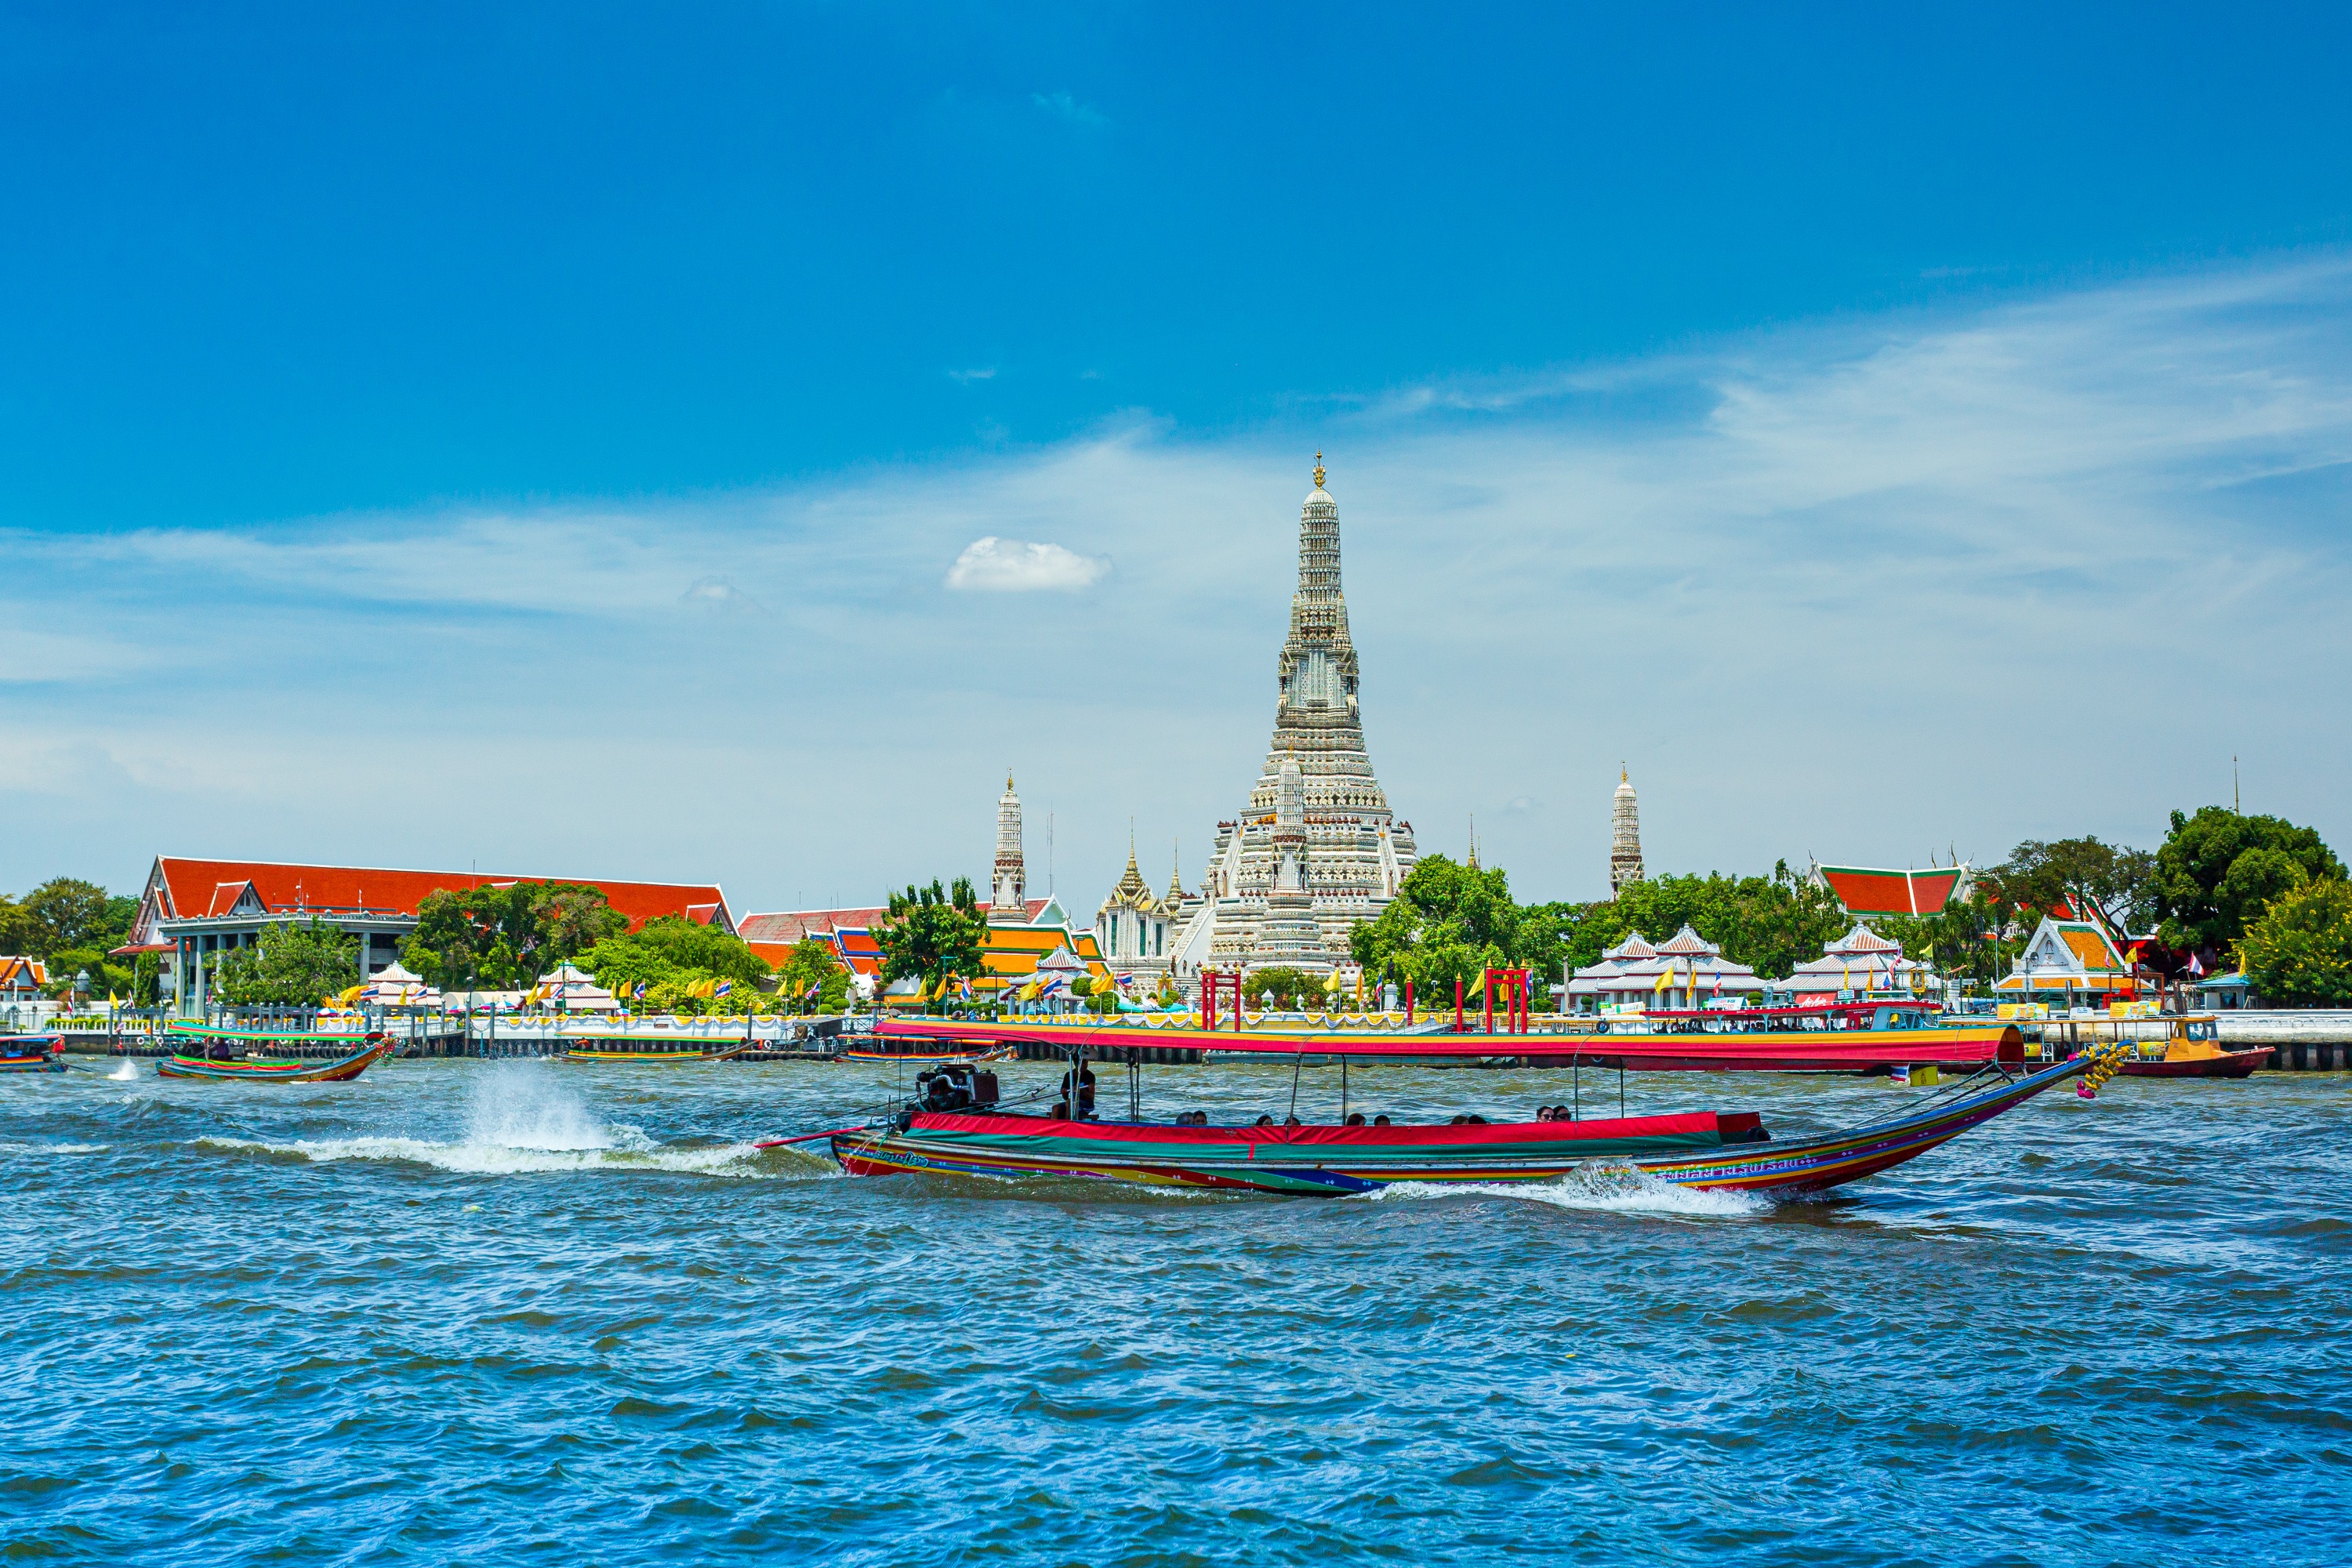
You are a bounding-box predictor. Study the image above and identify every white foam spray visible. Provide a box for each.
[195,1060,826,1178]
[1368,1160,1769,1218]
[109,1060,139,1081]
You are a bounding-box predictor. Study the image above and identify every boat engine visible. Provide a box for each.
[915,1062,1000,1114]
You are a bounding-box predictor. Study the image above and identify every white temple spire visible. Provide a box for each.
[992,772,1027,922]
[1610,765,1645,897]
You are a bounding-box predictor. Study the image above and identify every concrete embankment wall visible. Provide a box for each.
[2216,1011,2352,1070]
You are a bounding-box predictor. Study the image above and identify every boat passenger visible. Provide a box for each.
[1254,1114,1275,1127]
[1283,1114,1302,1127]
[1345,1112,1366,1127]
[1373,1114,1392,1127]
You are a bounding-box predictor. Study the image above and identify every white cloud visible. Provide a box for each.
[1030,92,1106,127]
[944,536,1113,592]
[946,367,997,384]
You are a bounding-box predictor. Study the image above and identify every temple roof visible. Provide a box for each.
[1810,863,1968,917]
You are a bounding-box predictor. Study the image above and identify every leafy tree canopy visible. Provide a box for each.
[873,878,988,1004]
[400,882,628,991]
[11,879,133,960]
[578,916,774,1014]
[2154,808,2343,955]
[1347,855,1515,996]
[2238,880,2352,1007]
[1980,838,2156,931]
[1242,966,1327,1010]
[210,920,360,1007]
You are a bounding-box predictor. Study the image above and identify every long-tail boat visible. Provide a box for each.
[554,1036,752,1065]
[1,1036,66,1073]
[873,1005,2026,1075]
[824,1040,2102,1199]
[837,1044,1014,1066]
[155,1029,391,1083]
[2113,1014,2272,1079]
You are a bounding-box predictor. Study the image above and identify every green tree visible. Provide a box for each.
[578,916,773,1008]
[1240,966,1324,1009]
[21,878,115,959]
[401,882,628,990]
[2153,808,2343,956]
[774,937,851,1013]
[873,877,988,1006]
[0,892,30,956]
[133,952,161,1007]
[1348,855,1517,995]
[209,920,361,1006]
[2238,880,2352,1007]
[1976,837,2155,932]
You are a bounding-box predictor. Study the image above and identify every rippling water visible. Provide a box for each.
[5,1054,2347,1565]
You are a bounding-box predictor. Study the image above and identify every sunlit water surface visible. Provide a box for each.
[4,1056,2347,1566]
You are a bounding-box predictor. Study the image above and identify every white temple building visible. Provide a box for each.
[1160,457,1419,986]
[1563,924,1765,1014]
[1783,923,1937,1003]
[1094,840,1182,993]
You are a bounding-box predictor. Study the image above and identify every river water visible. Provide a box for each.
[3,1056,2346,1566]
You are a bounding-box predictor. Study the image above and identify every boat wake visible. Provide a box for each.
[108,1059,139,1080]
[1368,1161,1770,1218]
[194,1062,830,1179]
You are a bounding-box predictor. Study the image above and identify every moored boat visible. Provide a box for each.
[554,1037,752,1065]
[156,1033,391,1083]
[2114,1014,2273,1079]
[1,1036,66,1073]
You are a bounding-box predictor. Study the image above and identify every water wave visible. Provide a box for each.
[1368,1160,1770,1218]
[108,1059,139,1080]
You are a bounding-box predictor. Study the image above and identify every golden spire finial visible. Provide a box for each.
[1312,452,1325,490]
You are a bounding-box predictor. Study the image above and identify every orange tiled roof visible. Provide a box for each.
[143,857,731,936]
[1816,866,1964,916]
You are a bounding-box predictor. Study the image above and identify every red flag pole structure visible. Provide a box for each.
[1404,979,1414,1025]
[1454,978,1465,1033]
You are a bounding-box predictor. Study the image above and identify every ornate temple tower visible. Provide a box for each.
[1180,456,1417,981]
[1610,767,1646,897]
[992,774,1027,922]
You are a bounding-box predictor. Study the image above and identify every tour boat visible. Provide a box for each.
[1,1036,66,1073]
[824,1045,2100,1198]
[2113,1015,2273,1079]
[872,1005,2025,1075]
[156,1032,392,1083]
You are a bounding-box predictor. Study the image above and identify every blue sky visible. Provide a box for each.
[5,2,2350,912]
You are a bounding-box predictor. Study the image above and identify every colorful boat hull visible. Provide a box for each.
[1,1036,66,1073]
[873,1014,2026,1073]
[555,1041,751,1064]
[2116,1046,2273,1079]
[832,1054,2088,1197]
[155,1036,391,1082]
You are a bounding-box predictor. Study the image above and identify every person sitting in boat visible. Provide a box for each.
[1344,1112,1366,1127]
[1283,1114,1302,1127]
[1373,1114,1393,1127]
[1058,1065,1096,1120]
[1253,1114,1275,1127]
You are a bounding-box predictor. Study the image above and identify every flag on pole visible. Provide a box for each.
[714,980,732,998]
